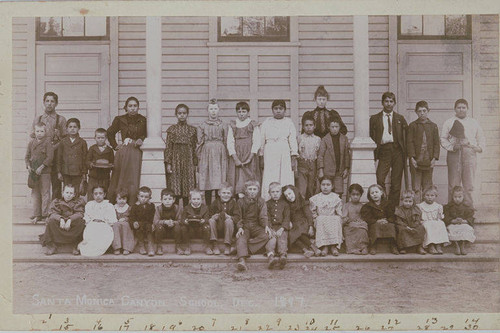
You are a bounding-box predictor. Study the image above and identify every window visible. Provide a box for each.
[37,17,110,41]
[218,17,290,42]
[398,15,471,40]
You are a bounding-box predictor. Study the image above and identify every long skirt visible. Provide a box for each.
[79,222,114,257]
[107,144,142,205]
[198,141,227,191]
[396,224,426,248]
[315,215,343,248]
[344,221,369,254]
[422,219,450,247]
[40,217,85,246]
[368,222,396,245]
[447,224,476,243]
[227,136,260,195]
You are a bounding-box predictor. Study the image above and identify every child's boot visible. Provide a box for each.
[428,244,438,255]
[310,243,322,257]
[454,241,461,255]
[436,244,443,254]
[123,250,130,255]
[390,242,399,255]
[211,241,220,255]
[184,247,191,255]
[138,241,147,255]
[331,246,339,256]
[459,241,467,255]
[303,248,314,258]
[176,246,184,255]
[237,258,247,271]
[44,243,57,256]
[278,254,287,269]
[268,253,277,269]
[369,246,376,255]
[224,244,231,256]
[72,244,80,256]
[156,244,163,256]
[399,248,407,254]
[114,249,121,255]
[320,247,328,256]
[205,244,214,255]
[417,246,426,255]
[361,247,368,255]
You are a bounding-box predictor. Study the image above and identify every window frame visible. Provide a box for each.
[217,16,290,42]
[397,15,472,40]
[36,17,110,41]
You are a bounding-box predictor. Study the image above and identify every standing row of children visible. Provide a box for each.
[30,86,476,263]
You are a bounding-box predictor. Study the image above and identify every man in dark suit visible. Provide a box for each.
[369,92,408,207]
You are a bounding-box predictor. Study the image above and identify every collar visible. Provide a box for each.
[205,118,221,126]
[43,111,57,118]
[416,118,430,124]
[314,107,328,112]
[382,111,393,118]
[236,118,251,126]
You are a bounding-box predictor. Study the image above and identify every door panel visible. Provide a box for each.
[398,43,472,201]
[36,44,110,143]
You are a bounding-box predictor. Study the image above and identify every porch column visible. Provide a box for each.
[141,16,166,202]
[350,15,377,200]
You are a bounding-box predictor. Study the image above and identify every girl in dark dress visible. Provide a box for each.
[107,97,147,204]
[282,185,321,257]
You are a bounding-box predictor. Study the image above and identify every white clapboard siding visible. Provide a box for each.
[298,16,355,138]
[368,16,389,116]
[118,17,147,118]
[478,15,500,206]
[12,18,30,207]
[162,17,210,134]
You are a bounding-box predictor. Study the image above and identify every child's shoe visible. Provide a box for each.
[454,242,461,255]
[148,250,155,257]
[123,250,130,255]
[268,253,278,269]
[278,255,287,269]
[205,246,214,255]
[72,245,80,256]
[361,248,368,255]
[303,248,314,258]
[184,247,191,255]
[156,246,163,256]
[237,258,247,271]
[369,247,376,255]
[138,243,147,255]
[320,247,328,256]
[428,244,438,255]
[224,244,231,256]
[435,244,443,254]
[459,242,467,255]
[213,246,221,255]
[417,246,426,255]
[113,249,121,255]
[331,246,339,256]
[32,216,42,224]
[176,247,184,255]
[230,246,237,255]
[44,244,57,256]
[390,245,399,255]
[311,244,322,257]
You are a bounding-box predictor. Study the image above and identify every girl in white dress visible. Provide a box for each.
[309,176,343,256]
[259,100,298,200]
[79,186,117,256]
[417,185,449,254]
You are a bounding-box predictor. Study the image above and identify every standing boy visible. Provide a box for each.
[57,118,88,190]
[266,182,290,269]
[26,123,54,223]
[407,101,440,203]
[296,115,321,200]
[318,116,350,199]
[129,186,156,256]
[31,92,67,199]
[440,99,485,207]
[369,92,408,207]
[86,128,115,200]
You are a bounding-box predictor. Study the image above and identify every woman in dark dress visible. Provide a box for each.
[107,97,147,204]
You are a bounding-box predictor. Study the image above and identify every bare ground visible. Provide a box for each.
[13,261,500,314]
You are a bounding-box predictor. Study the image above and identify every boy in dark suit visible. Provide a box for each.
[57,118,88,191]
[369,92,408,207]
[86,128,115,200]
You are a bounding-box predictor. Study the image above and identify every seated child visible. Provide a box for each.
[395,190,426,255]
[129,186,156,256]
[208,183,241,255]
[282,185,321,257]
[417,185,450,255]
[360,184,398,255]
[26,122,54,224]
[179,189,210,255]
[342,184,369,255]
[309,176,343,256]
[112,189,135,255]
[153,188,183,255]
[235,180,269,271]
[444,186,476,255]
[79,186,117,257]
[86,128,115,200]
[265,182,290,269]
[41,184,85,255]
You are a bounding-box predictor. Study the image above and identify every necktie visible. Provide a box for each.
[386,113,392,135]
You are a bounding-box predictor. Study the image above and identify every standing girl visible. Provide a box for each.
[197,99,228,205]
[360,184,399,255]
[164,104,198,205]
[79,186,117,257]
[282,185,321,257]
[443,186,475,255]
[417,185,450,254]
[260,100,298,200]
[227,101,261,197]
[107,96,147,204]
[309,177,343,256]
[342,184,369,255]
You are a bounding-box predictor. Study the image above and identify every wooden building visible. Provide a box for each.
[12,15,499,207]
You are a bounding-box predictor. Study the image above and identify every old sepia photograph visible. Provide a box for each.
[10,12,499,318]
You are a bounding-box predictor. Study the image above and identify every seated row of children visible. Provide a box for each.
[40,174,476,269]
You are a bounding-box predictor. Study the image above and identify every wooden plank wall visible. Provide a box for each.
[368,16,390,116]
[478,14,500,206]
[12,18,30,207]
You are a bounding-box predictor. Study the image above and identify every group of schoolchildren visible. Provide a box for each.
[28,86,476,271]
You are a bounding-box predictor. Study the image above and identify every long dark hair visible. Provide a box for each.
[124,96,140,111]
